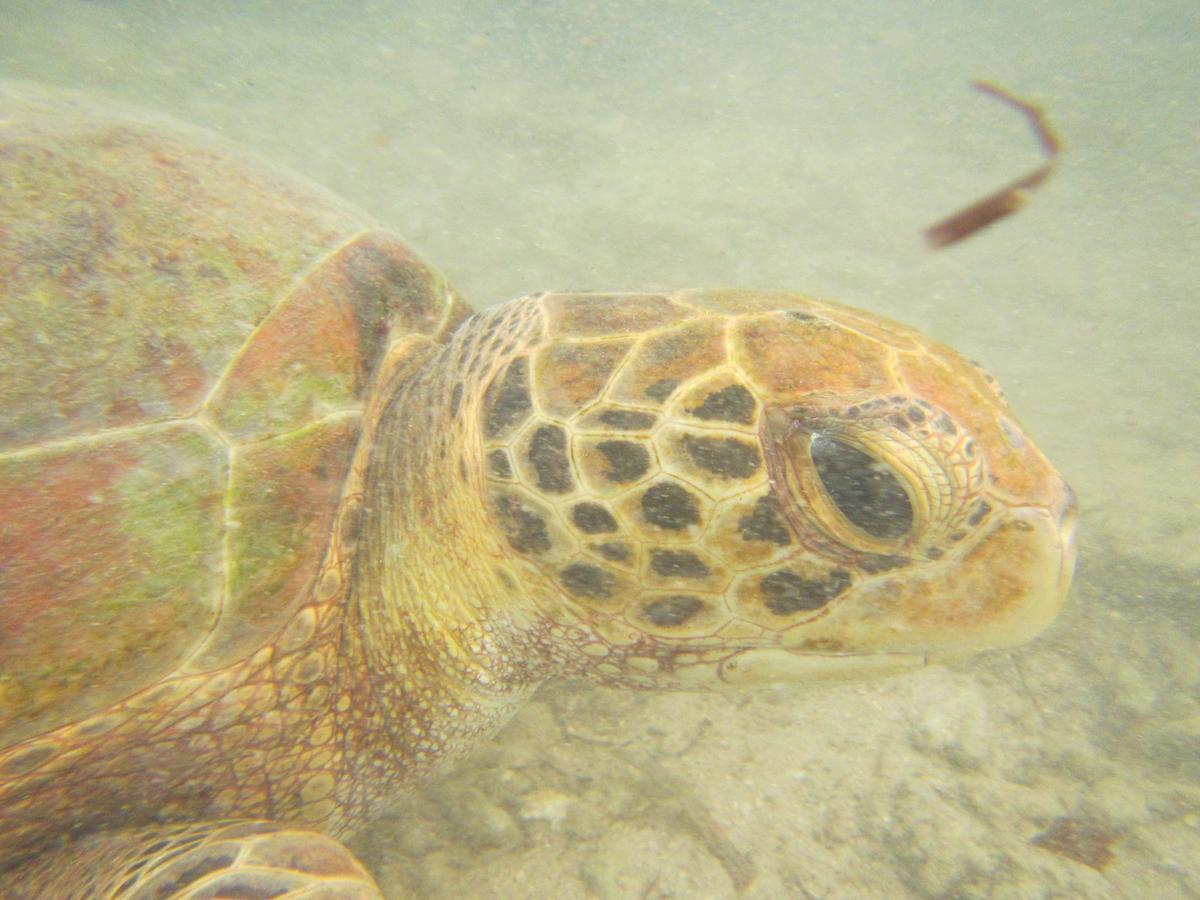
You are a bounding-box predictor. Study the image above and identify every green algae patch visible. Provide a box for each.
[186,414,360,672]
[0,97,374,451]
[204,229,454,444]
[0,423,226,742]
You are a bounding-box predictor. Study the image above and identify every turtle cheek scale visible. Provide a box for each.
[479,289,1075,687]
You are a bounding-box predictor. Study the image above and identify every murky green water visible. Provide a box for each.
[2,1,1197,896]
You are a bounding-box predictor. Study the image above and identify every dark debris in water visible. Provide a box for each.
[1030,817,1119,871]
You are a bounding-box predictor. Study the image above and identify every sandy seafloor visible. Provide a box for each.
[3,1,1198,896]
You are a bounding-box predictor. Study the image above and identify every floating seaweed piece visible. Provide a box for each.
[1030,817,1119,870]
[925,81,1062,248]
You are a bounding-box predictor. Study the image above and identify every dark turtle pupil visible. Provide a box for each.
[810,435,913,540]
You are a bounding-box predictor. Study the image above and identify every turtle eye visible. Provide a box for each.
[810,434,913,540]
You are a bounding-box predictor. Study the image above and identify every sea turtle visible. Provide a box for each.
[0,81,1077,897]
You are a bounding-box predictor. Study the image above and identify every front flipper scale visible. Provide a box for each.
[2,820,383,899]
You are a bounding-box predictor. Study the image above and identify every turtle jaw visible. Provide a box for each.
[768,502,1076,663]
[713,499,1076,686]
[704,489,1077,686]
[713,646,929,685]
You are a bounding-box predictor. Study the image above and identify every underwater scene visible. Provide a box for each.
[0,1,1197,897]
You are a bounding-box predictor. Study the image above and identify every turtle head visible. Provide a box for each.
[476,290,1076,687]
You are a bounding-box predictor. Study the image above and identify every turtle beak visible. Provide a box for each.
[1055,482,1079,599]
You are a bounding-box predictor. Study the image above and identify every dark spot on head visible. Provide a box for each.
[933,413,955,434]
[642,595,706,627]
[650,549,712,578]
[644,378,679,403]
[449,382,463,417]
[599,409,658,430]
[493,494,551,554]
[738,495,792,545]
[967,500,991,527]
[488,449,513,479]
[641,481,701,530]
[573,502,618,534]
[528,425,574,493]
[561,562,616,599]
[925,546,944,560]
[688,384,757,425]
[497,568,517,589]
[683,434,761,479]
[888,414,909,431]
[784,310,818,321]
[964,439,977,458]
[760,568,851,614]
[906,405,926,424]
[596,440,651,483]
[949,531,966,542]
[484,357,532,438]
[593,542,629,561]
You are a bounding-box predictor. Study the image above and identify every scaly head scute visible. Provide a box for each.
[476,289,1076,686]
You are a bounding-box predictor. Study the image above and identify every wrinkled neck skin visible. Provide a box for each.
[342,302,562,790]
[0,305,570,875]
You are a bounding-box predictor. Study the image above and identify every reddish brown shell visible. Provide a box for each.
[0,82,463,745]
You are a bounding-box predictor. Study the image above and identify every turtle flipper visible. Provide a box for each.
[4,820,383,899]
